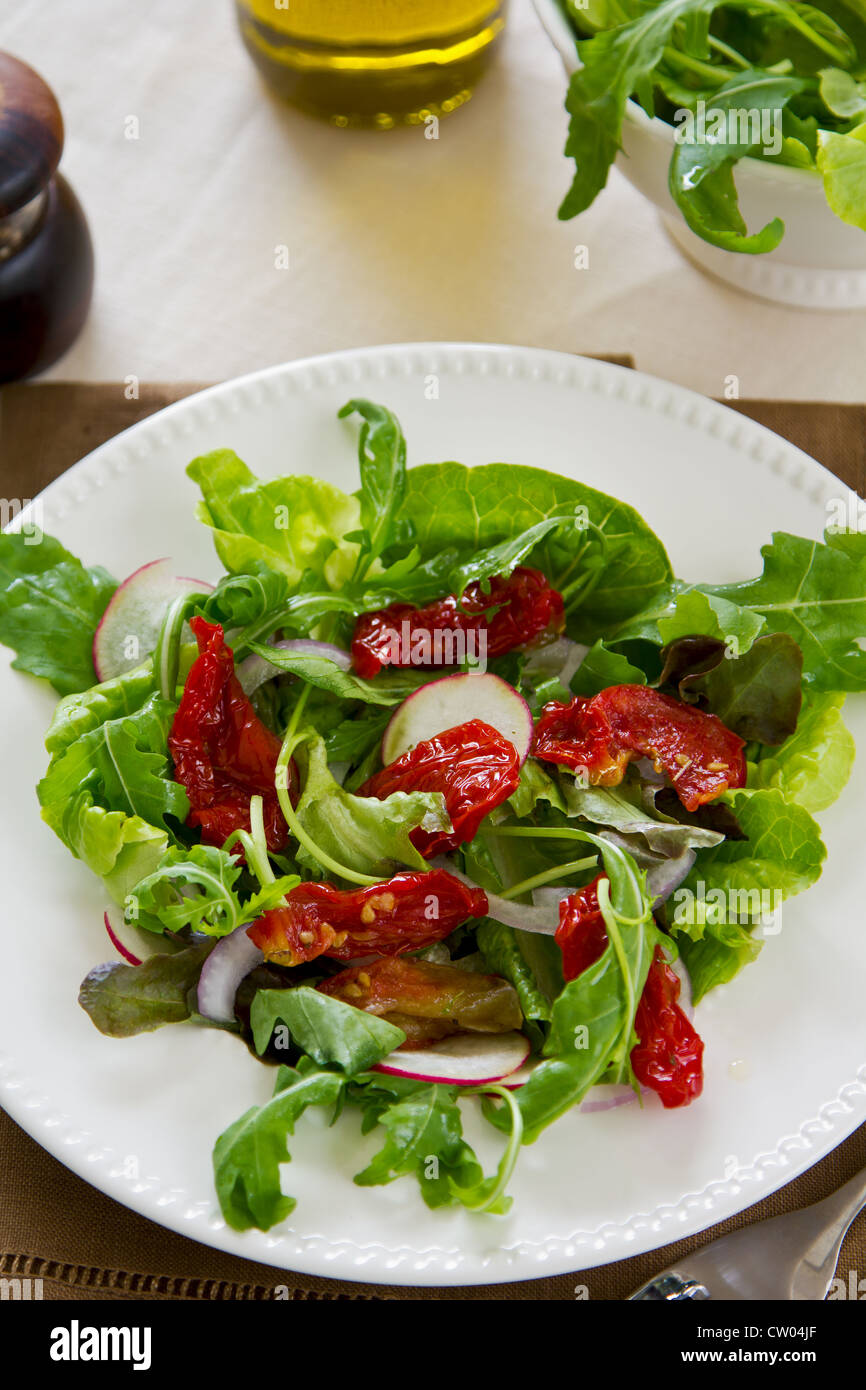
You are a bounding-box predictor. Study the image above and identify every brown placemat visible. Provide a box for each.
[1,370,864,1301]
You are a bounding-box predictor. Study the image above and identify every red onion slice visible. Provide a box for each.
[524,636,588,687]
[438,861,573,936]
[197,926,264,1023]
[237,638,353,696]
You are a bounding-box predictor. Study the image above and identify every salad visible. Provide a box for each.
[0,397,860,1229]
[553,0,866,251]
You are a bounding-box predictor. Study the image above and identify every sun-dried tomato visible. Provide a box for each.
[351,566,564,678]
[631,947,704,1108]
[168,617,295,852]
[358,719,521,856]
[555,873,610,981]
[556,876,703,1108]
[247,868,488,968]
[533,684,745,811]
[317,954,522,1048]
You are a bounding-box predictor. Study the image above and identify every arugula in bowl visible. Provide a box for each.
[550,0,866,251]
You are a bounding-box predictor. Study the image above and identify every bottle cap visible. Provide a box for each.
[0,52,64,218]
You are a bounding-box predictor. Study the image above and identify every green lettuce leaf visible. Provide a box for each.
[44,661,157,754]
[747,692,855,812]
[245,641,429,706]
[818,122,866,230]
[250,986,405,1070]
[678,920,763,1004]
[187,450,360,588]
[670,788,826,936]
[53,791,170,905]
[38,694,189,840]
[293,733,450,878]
[0,530,116,694]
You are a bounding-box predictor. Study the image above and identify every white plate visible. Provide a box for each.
[1,344,864,1288]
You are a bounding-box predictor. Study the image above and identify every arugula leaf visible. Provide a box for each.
[688,633,803,744]
[351,1079,499,1210]
[338,399,407,570]
[127,843,298,937]
[293,733,450,878]
[79,941,213,1037]
[38,694,189,839]
[0,530,116,694]
[655,589,766,652]
[559,0,708,218]
[324,708,391,766]
[489,834,661,1141]
[251,986,405,1070]
[669,70,805,253]
[213,1066,345,1231]
[747,692,855,812]
[245,641,430,706]
[615,530,866,692]
[401,461,673,639]
[187,450,360,588]
[447,516,574,599]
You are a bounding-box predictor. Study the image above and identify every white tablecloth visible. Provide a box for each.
[3,0,864,401]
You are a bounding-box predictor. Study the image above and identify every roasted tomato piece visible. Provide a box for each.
[532,697,631,786]
[555,872,609,981]
[358,719,521,857]
[597,685,746,812]
[168,617,296,852]
[556,877,704,1108]
[247,869,489,968]
[631,947,704,1109]
[533,684,745,812]
[318,955,523,1049]
[351,566,564,678]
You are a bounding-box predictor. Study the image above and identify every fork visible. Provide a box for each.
[629,1165,866,1299]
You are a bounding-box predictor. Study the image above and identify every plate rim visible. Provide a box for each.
[1,341,862,1287]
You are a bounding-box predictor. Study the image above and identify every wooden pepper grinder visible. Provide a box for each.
[0,52,94,382]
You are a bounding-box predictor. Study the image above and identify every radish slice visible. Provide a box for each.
[374,1030,530,1085]
[93,559,213,682]
[236,638,352,696]
[197,926,264,1023]
[103,909,178,966]
[382,672,533,766]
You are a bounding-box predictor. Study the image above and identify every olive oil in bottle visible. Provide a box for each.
[234,1,507,127]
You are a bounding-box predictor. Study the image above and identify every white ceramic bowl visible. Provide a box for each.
[533,0,866,308]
